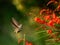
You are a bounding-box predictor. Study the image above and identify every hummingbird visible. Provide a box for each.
[11,17,23,33]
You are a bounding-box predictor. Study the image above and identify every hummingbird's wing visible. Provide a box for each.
[18,24,22,29]
[12,17,19,28]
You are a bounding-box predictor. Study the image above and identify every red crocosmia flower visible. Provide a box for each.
[52,18,57,23]
[40,20,45,24]
[52,13,57,19]
[56,18,60,24]
[47,20,54,27]
[44,15,50,21]
[28,43,32,45]
[34,17,45,24]
[52,17,59,23]
[25,41,29,45]
[47,30,52,34]
[34,17,41,22]
[25,41,32,45]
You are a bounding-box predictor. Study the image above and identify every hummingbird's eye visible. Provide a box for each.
[17,31,20,33]
[18,30,22,33]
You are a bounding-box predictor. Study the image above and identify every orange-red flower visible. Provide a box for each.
[44,15,50,21]
[34,17,41,22]
[47,30,52,34]
[34,17,45,24]
[51,13,60,24]
[52,13,57,19]
[56,18,60,24]
[28,43,32,45]
[40,20,45,24]
[52,15,60,24]
[25,41,32,45]
[47,20,54,27]
[26,41,29,45]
